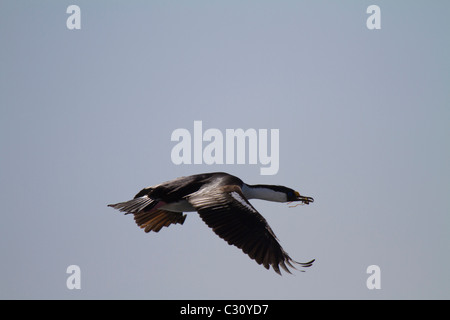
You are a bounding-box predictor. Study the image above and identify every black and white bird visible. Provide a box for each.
[108,172,315,275]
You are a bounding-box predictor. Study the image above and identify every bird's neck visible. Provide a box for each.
[242,184,287,202]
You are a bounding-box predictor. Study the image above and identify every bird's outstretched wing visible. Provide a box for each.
[187,185,314,275]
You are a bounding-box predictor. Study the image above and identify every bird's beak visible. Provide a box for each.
[294,191,314,204]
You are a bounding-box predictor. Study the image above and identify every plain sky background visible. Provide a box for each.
[1,1,449,299]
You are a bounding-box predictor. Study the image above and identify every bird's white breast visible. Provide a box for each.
[160,199,196,212]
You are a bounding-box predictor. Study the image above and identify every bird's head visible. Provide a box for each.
[286,189,314,204]
[243,184,314,204]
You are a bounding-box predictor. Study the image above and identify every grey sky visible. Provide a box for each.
[1,1,449,299]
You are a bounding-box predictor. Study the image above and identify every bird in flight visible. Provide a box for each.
[108,172,315,275]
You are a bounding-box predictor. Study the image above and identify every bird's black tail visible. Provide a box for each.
[108,196,154,214]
